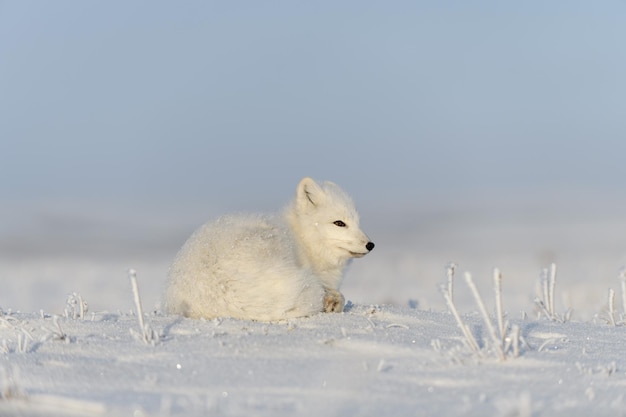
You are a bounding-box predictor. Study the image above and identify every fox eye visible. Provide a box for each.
[333,220,347,227]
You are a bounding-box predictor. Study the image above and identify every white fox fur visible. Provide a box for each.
[162,177,374,321]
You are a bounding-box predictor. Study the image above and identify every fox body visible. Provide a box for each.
[163,177,374,321]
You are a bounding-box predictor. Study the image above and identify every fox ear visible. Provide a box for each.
[297,177,325,209]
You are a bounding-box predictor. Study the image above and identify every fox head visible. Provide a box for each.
[287,177,374,273]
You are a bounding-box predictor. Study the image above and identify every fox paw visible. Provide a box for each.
[323,289,345,313]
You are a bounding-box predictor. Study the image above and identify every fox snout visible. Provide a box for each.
[350,240,375,258]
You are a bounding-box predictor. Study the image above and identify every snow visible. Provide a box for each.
[2,197,626,416]
[3,304,626,416]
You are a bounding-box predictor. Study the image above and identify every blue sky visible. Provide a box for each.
[2,1,625,211]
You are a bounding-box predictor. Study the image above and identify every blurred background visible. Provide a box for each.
[2,1,625,319]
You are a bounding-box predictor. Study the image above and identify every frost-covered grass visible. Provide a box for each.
[128,269,160,346]
[442,265,522,362]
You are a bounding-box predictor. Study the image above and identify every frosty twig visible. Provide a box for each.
[465,272,505,361]
[129,269,159,345]
[494,268,505,344]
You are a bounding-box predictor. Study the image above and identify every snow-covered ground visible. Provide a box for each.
[2,195,626,416]
[2,304,626,416]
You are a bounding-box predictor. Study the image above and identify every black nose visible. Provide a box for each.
[366,242,375,251]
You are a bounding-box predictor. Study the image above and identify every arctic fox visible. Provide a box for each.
[163,177,374,321]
